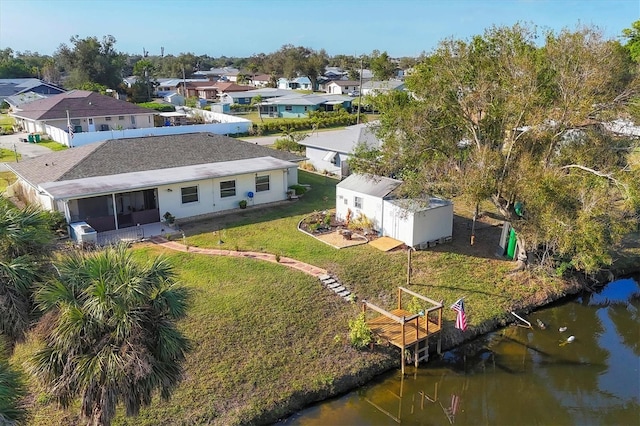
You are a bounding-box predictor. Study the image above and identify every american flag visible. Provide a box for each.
[451,298,468,331]
[66,111,74,140]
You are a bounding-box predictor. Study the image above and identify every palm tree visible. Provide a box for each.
[0,199,54,343]
[29,245,190,426]
[0,341,27,425]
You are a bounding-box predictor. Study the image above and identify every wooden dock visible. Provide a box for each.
[363,287,443,373]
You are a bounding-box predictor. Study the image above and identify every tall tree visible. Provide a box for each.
[130,59,156,102]
[369,50,396,80]
[29,245,190,426]
[55,35,125,89]
[622,19,640,63]
[352,23,639,274]
[0,48,32,78]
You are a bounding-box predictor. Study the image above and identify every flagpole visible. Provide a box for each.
[66,110,74,148]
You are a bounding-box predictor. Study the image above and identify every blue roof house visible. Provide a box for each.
[258,94,352,118]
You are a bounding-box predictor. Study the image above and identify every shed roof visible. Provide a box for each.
[336,173,402,198]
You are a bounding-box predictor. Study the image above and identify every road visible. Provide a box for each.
[0,132,53,170]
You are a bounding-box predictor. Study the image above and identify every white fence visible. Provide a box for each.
[45,110,252,147]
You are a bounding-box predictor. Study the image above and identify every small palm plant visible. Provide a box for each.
[29,244,190,426]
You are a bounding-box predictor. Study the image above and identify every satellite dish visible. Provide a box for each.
[247,191,254,199]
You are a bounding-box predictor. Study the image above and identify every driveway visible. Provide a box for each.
[0,132,54,171]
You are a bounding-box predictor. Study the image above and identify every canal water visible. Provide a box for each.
[280,276,640,425]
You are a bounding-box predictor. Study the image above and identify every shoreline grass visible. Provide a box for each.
[10,171,639,425]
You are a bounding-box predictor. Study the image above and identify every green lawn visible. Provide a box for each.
[12,170,622,425]
[0,113,14,130]
[0,171,17,193]
[0,147,20,162]
[36,140,68,151]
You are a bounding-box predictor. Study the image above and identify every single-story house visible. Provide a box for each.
[0,78,65,105]
[258,94,352,118]
[4,91,47,109]
[220,88,293,105]
[193,67,240,82]
[10,90,156,136]
[278,76,313,91]
[298,122,381,177]
[335,173,453,248]
[6,132,304,238]
[250,74,272,87]
[361,79,405,96]
[326,80,360,96]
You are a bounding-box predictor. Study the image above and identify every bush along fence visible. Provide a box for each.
[251,112,360,135]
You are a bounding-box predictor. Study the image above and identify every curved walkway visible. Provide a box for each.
[149,236,328,277]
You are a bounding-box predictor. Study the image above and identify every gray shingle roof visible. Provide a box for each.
[8,133,304,186]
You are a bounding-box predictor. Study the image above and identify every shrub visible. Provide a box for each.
[288,185,307,195]
[137,102,176,112]
[348,313,372,349]
[348,212,374,231]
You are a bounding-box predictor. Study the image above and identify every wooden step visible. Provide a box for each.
[318,274,332,281]
[327,282,341,289]
[337,290,351,297]
[333,286,346,293]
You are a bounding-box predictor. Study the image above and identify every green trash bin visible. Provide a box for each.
[27,134,34,143]
[34,134,41,143]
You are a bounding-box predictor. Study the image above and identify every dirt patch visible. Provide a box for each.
[310,230,368,249]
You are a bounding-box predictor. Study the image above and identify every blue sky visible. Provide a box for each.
[1,0,638,58]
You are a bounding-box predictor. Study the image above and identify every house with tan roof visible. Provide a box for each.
[6,133,304,243]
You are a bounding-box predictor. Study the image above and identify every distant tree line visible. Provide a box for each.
[0,35,422,102]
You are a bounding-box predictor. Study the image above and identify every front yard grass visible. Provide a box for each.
[0,147,20,162]
[36,140,68,151]
[13,170,627,425]
[0,170,17,192]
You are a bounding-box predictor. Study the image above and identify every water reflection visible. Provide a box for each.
[281,276,639,425]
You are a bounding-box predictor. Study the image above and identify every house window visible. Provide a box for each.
[131,116,136,125]
[304,106,308,112]
[255,175,270,192]
[181,186,199,204]
[105,117,112,121]
[285,105,292,112]
[354,196,363,209]
[220,180,236,198]
[118,116,124,120]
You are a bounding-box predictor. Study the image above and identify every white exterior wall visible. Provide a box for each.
[156,169,290,220]
[382,201,453,247]
[304,147,341,176]
[335,187,384,231]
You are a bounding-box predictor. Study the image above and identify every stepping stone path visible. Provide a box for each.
[149,237,353,302]
[318,274,354,302]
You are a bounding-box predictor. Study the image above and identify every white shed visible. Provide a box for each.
[382,198,453,248]
[336,174,453,248]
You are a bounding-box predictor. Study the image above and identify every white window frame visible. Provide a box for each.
[255,175,270,192]
[220,180,236,198]
[354,196,363,209]
[181,185,199,204]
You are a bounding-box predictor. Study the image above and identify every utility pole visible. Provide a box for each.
[357,56,363,125]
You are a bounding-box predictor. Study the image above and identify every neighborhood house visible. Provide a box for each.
[6,133,304,241]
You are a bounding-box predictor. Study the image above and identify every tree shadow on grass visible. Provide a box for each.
[423,214,509,262]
